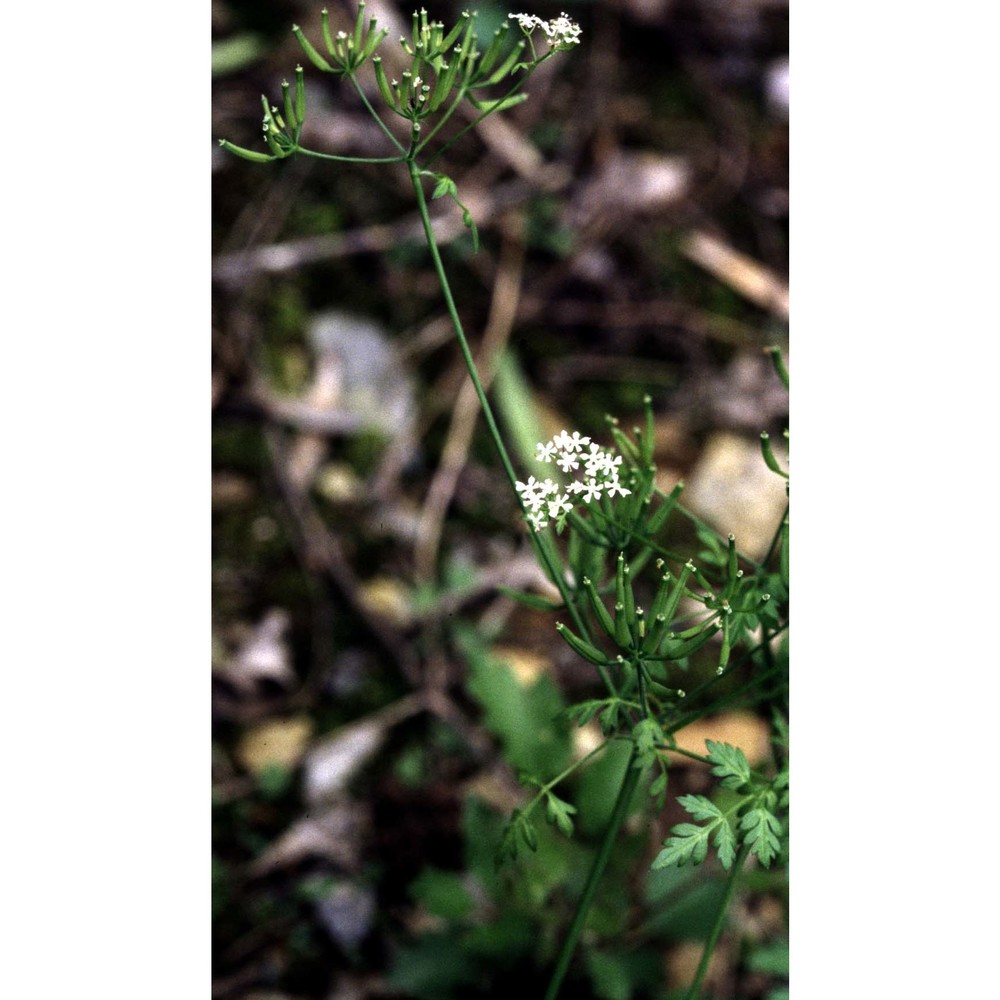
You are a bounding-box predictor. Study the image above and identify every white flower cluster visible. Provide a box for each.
[509,11,582,48]
[516,430,631,531]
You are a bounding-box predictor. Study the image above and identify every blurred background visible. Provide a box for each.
[212,1,788,997]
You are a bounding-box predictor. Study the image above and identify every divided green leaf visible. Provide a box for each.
[431,173,458,200]
[706,740,752,790]
[740,806,782,867]
[652,794,737,871]
[544,792,577,838]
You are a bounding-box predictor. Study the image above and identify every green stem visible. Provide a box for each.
[683,841,751,1000]
[406,158,612,692]
[762,502,790,568]
[407,160,517,485]
[544,744,643,1000]
[296,147,407,164]
[348,73,407,154]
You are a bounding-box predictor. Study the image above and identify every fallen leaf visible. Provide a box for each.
[235,715,314,775]
[216,608,295,692]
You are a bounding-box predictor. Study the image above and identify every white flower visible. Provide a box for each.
[509,11,582,48]
[526,510,549,531]
[518,429,631,531]
[547,493,573,518]
[579,479,603,503]
[556,450,580,473]
[535,440,557,462]
[604,478,632,499]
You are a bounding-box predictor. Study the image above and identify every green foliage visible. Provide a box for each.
[706,740,753,791]
[653,740,787,872]
[739,804,783,867]
[543,790,578,838]
[458,624,572,778]
[652,795,737,870]
[219,12,789,995]
[410,868,475,921]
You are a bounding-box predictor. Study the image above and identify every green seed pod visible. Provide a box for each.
[766,345,789,388]
[263,125,285,157]
[294,66,306,125]
[688,561,716,597]
[480,39,525,85]
[722,534,739,600]
[644,481,683,539]
[622,564,636,623]
[293,24,335,72]
[362,22,389,60]
[440,10,471,53]
[614,554,624,603]
[582,576,616,638]
[661,623,720,660]
[613,601,632,650]
[333,30,349,64]
[760,432,788,478]
[408,8,420,51]
[373,57,397,110]
[218,139,274,163]
[642,613,670,654]
[468,92,530,113]
[718,615,731,672]
[352,0,367,55]
[426,57,458,111]
[607,420,641,465]
[556,623,610,667]
[641,395,655,464]
[658,563,692,634]
[282,79,297,132]
[321,8,334,54]
[477,22,510,76]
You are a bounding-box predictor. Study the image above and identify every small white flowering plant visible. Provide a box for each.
[219,8,788,999]
[517,429,632,532]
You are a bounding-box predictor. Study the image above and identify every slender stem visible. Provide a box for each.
[683,841,751,1000]
[544,744,643,1000]
[523,738,613,816]
[296,147,407,164]
[406,159,609,688]
[762,502,790,568]
[348,73,407,153]
[407,161,519,488]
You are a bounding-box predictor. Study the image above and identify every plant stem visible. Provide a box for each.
[543,744,642,1000]
[406,159,611,686]
[296,148,407,164]
[348,73,406,154]
[683,841,751,1000]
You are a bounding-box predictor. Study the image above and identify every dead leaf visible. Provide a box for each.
[215,608,295,692]
[249,800,369,876]
[235,715,314,775]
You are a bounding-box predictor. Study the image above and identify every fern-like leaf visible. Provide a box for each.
[706,739,752,790]
[740,806,782,867]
